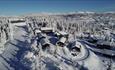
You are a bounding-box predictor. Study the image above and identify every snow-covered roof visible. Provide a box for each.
[59,37,67,43]
[57,31,68,36]
[40,27,53,31]
[35,29,41,33]
[13,22,26,26]
[9,18,25,22]
[24,52,34,58]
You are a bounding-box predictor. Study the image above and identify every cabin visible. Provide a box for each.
[12,22,26,26]
[71,41,81,51]
[55,31,68,47]
[55,31,68,38]
[34,29,41,36]
[56,37,67,47]
[9,18,26,26]
[40,27,54,33]
[39,37,50,50]
[70,41,81,56]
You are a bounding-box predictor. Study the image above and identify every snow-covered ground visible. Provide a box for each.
[0,25,30,70]
[0,13,115,70]
[0,25,107,70]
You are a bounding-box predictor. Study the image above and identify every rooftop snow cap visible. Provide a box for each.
[9,18,26,26]
[9,18,25,23]
[56,37,67,47]
[34,29,41,35]
[70,41,82,56]
[56,31,68,38]
[71,41,81,52]
[40,27,54,33]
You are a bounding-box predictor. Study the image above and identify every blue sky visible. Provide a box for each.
[0,0,115,15]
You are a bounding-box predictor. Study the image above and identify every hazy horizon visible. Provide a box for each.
[0,0,115,16]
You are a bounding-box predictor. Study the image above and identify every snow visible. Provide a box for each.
[13,22,26,26]
[0,13,115,70]
[0,25,30,70]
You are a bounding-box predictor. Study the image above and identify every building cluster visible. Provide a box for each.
[0,13,115,55]
[25,19,83,57]
[23,13,115,58]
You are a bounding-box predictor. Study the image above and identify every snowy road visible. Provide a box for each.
[0,25,30,70]
[81,40,115,56]
[70,41,106,70]
[80,40,115,70]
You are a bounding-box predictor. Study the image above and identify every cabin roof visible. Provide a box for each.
[40,27,53,31]
[35,29,41,33]
[58,31,68,36]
